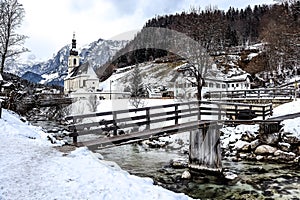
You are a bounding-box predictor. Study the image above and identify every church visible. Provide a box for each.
[64,33,100,95]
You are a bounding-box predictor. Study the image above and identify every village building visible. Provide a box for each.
[64,33,100,95]
[172,63,252,99]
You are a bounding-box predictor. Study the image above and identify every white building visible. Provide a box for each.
[204,74,252,91]
[64,34,100,95]
[172,64,252,99]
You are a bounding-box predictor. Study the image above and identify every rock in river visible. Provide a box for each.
[254,145,277,155]
[274,150,296,161]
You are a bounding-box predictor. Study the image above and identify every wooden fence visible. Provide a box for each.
[205,88,297,100]
[66,101,273,144]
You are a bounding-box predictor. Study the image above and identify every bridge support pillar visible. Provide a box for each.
[189,122,222,173]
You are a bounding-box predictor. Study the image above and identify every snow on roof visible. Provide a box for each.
[2,82,14,87]
[0,109,191,200]
[226,73,249,82]
[65,62,98,80]
[248,53,258,60]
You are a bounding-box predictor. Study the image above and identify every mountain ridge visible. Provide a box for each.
[6,39,128,86]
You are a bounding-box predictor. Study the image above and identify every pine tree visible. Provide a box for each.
[130,63,145,109]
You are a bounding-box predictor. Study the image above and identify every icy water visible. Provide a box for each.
[97,144,300,200]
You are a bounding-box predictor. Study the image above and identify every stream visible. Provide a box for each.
[97,144,300,200]
[36,120,300,200]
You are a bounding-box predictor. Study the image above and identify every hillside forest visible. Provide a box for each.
[99,1,300,82]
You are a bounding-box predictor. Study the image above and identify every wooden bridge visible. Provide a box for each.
[66,100,274,172]
[22,94,73,107]
[205,88,297,105]
[66,101,273,144]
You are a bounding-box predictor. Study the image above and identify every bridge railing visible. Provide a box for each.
[205,88,296,100]
[65,101,273,144]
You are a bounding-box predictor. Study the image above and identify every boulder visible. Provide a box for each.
[254,145,277,155]
[256,155,264,161]
[250,139,260,150]
[238,153,249,159]
[235,140,251,152]
[260,132,280,145]
[294,156,300,164]
[278,142,291,152]
[241,131,257,142]
[181,170,191,179]
[282,133,300,145]
[274,150,296,161]
[170,158,188,168]
[223,171,240,185]
[294,146,300,155]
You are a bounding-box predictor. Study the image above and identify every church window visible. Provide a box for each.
[73,58,77,66]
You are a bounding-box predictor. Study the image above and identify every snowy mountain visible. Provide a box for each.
[6,39,128,86]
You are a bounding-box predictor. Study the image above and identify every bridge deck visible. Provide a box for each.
[67,101,275,149]
[83,120,211,149]
[79,119,284,149]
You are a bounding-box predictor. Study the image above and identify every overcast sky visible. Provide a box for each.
[18,0,275,61]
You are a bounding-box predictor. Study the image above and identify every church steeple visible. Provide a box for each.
[70,32,78,56]
[68,32,80,74]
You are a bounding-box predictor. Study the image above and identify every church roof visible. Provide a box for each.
[66,62,99,79]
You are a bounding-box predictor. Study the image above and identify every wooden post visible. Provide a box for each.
[146,107,150,130]
[270,104,273,116]
[234,104,238,119]
[113,112,117,135]
[72,118,78,144]
[217,103,221,121]
[189,123,222,173]
[174,104,178,125]
[262,106,266,120]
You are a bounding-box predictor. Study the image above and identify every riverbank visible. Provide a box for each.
[0,109,192,200]
[95,99,300,199]
[8,98,300,199]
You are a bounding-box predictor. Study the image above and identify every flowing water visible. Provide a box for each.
[33,120,300,200]
[97,144,300,200]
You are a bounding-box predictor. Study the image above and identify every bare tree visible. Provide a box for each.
[260,2,300,81]
[129,63,145,109]
[88,94,100,112]
[0,0,28,73]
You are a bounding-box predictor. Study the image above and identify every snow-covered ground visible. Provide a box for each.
[221,99,300,149]
[271,99,300,138]
[0,109,192,200]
